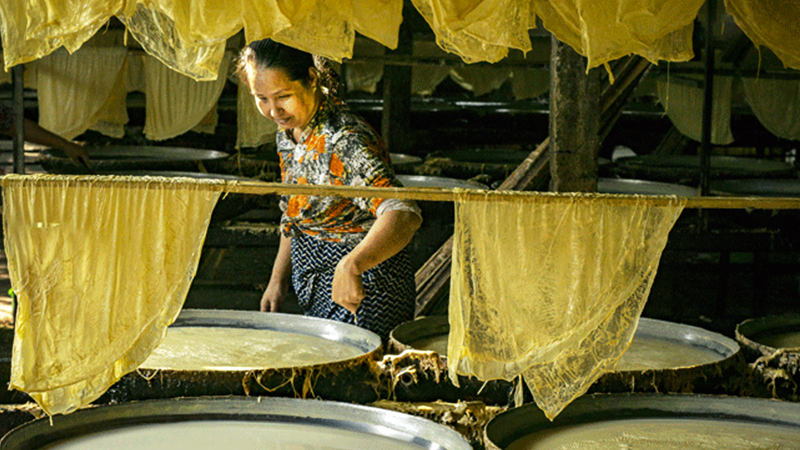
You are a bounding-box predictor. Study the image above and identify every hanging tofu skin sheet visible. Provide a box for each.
[2,174,221,415]
[448,190,685,419]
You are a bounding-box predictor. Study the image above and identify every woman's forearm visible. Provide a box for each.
[18,119,89,165]
[345,209,422,275]
[332,209,422,312]
[270,233,293,285]
[20,119,71,149]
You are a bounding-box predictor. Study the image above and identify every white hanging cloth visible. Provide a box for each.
[35,47,129,139]
[142,51,231,141]
[657,75,735,145]
[742,77,800,141]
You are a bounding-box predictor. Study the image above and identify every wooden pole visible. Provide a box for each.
[108,179,800,210]
[344,54,550,69]
[216,181,800,210]
[496,137,551,191]
[549,38,600,192]
[6,177,798,210]
[12,65,25,174]
[381,22,413,155]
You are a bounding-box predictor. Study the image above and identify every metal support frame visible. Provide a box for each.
[12,65,25,174]
[700,0,717,197]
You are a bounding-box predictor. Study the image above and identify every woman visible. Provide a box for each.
[236,39,422,339]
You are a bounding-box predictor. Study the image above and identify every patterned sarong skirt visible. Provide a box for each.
[290,233,415,340]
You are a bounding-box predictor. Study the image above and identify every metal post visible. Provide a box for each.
[700,0,716,197]
[11,64,26,174]
[381,23,413,155]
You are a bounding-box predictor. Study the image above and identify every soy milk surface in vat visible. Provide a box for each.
[412,334,448,355]
[139,309,378,371]
[3,397,472,450]
[506,418,800,450]
[102,310,384,404]
[410,330,725,370]
[485,394,800,450]
[747,329,800,349]
[735,315,800,401]
[400,317,734,370]
[614,336,724,370]
[390,316,742,402]
[40,421,425,450]
[141,326,364,370]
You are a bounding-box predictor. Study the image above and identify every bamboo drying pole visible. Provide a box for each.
[13,175,800,210]
[218,180,800,210]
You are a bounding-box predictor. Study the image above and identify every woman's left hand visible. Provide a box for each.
[333,253,364,314]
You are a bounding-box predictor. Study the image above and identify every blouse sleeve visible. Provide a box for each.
[331,128,421,218]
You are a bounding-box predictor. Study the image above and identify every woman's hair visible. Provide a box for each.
[236,39,339,95]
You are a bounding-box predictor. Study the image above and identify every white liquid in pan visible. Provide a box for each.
[41,420,426,450]
[615,338,723,370]
[141,327,364,370]
[507,418,800,450]
[412,335,449,355]
[753,330,800,349]
[411,335,723,370]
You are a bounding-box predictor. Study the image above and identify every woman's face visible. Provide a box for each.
[249,66,320,131]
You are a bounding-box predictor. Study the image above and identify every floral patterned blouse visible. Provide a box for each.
[277,96,420,246]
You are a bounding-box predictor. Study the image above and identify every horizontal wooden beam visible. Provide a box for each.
[7,175,800,210]
[212,181,800,210]
[343,54,549,69]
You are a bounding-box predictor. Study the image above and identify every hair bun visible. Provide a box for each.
[313,55,340,97]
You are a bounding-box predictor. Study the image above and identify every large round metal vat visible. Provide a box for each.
[0,403,42,440]
[484,393,800,450]
[396,175,488,273]
[388,316,745,402]
[386,315,513,404]
[430,148,532,166]
[418,148,537,187]
[588,318,744,395]
[0,396,471,450]
[390,153,423,172]
[711,178,800,197]
[613,155,795,182]
[102,309,383,404]
[397,174,488,190]
[736,314,800,401]
[737,314,800,351]
[597,177,699,197]
[389,315,451,356]
[40,145,229,174]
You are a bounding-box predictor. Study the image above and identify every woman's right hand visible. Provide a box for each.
[260,280,288,312]
[63,141,91,168]
[261,234,293,313]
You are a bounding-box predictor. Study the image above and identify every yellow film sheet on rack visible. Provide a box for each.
[2,174,221,415]
[448,190,686,419]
